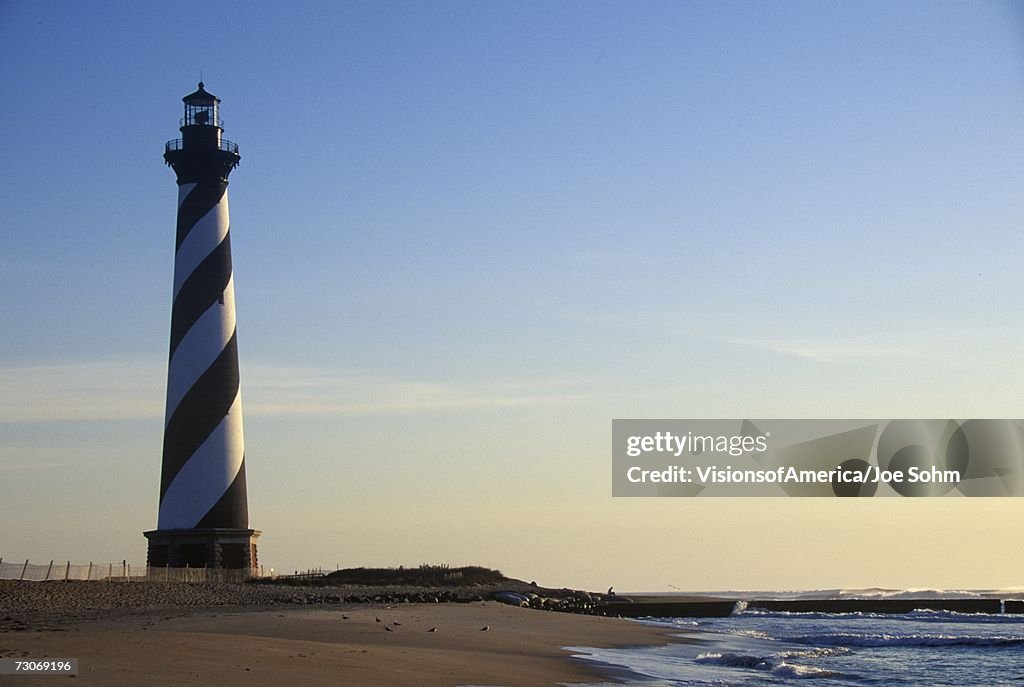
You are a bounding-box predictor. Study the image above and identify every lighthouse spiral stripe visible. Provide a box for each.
[158,180,248,530]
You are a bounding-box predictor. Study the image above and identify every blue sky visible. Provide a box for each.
[2,1,1024,589]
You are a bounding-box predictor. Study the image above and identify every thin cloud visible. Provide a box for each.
[0,359,607,423]
[0,359,165,423]
[243,365,603,417]
[722,338,914,363]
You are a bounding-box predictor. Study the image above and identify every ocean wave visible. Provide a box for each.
[695,652,772,670]
[734,608,872,619]
[773,662,841,679]
[732,608,1020,623]
[781,647,852,659]
[697,587,1024,600]
[636,617,699,629]
[695,652,853,680]
[784,632,1024,648]
[836,587,985,600]
[728,628,772,639]
[901,609,1024,623]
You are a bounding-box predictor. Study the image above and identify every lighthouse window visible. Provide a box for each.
[186,103,218,127]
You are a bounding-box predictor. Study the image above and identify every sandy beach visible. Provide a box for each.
[0,581,684,686]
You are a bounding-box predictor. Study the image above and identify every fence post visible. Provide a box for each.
[20,560,29,581]
[64,561,70,582]
[165,564,169,582]
[87,562,93,581]
[44,560,53,581]
[108,563,112,582]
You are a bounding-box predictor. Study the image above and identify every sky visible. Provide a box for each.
[1,0,1024,591]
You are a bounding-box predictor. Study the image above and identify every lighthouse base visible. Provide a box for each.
[144,528,260,576]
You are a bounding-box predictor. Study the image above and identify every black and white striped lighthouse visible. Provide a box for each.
[144,83,259,574]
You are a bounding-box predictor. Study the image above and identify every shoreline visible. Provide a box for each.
[0,581,689,686]
[4,582,1021,685]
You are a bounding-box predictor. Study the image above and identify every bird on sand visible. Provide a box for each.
[480,625,489,631]
[427,627,438,632]
[375,617,382,623]
[384,625,394,632]
[341,615,350,620]
[392,620,401,626]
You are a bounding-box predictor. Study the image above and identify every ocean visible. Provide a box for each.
[569,591,1024,686]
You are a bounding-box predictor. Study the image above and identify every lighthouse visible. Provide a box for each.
[144,83,259,575]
